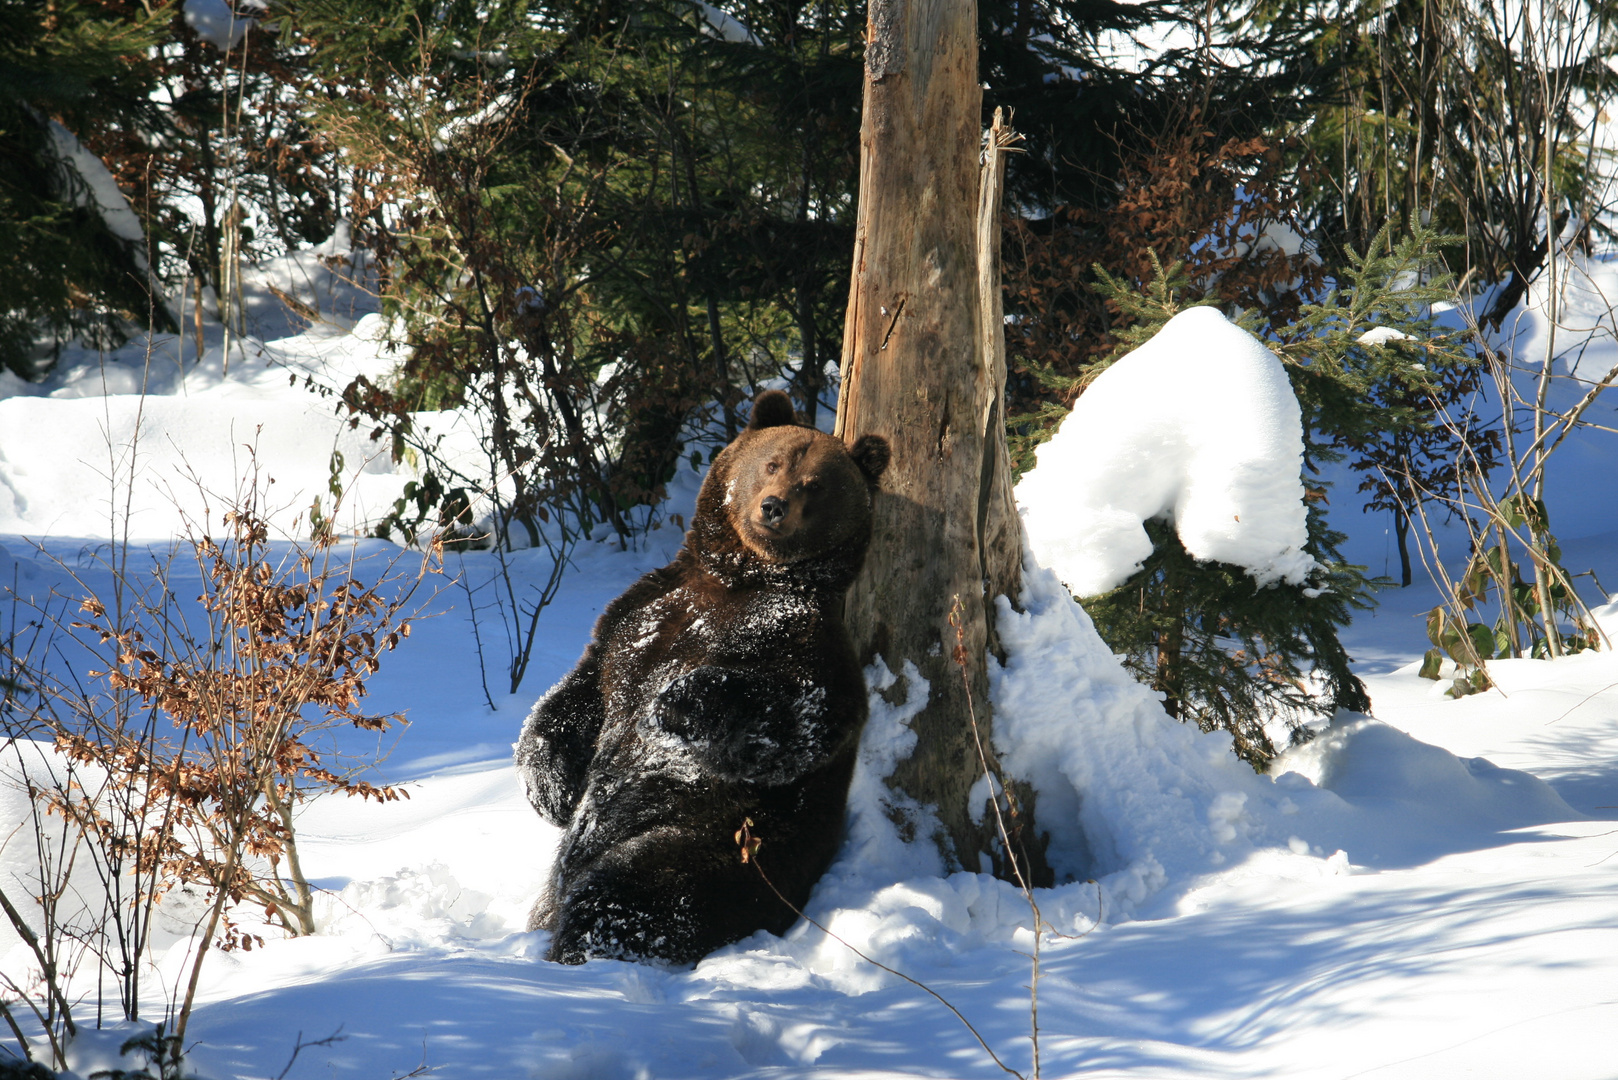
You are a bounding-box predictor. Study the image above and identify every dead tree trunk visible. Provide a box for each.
[834,0,1048,882]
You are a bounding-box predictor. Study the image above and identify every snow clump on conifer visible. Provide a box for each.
[1016,305,1317,597]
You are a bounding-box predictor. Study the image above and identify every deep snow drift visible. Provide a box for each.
[1,239,1616,1079]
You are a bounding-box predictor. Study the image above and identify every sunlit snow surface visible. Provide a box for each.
[2,242,1618,1078]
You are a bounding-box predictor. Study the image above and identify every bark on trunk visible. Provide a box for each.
[834,3,1047,883]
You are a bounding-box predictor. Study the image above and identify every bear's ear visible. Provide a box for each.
[747,389,797,430]
[849,434,890,482]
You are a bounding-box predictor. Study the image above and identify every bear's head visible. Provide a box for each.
[690,390,889,588]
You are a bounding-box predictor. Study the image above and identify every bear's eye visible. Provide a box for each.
[765,461,781,475]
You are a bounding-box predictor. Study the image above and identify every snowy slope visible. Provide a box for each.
[2,240,1617,1080]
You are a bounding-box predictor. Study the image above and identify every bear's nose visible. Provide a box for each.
[760,495,788,525]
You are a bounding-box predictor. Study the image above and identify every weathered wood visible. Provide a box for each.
[835,8,1044,880]
[976,109,1025,634]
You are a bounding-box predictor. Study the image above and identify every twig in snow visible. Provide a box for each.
[391,1040,435,1077]
[275,1027,348,1080]
[948,594,1042,1078]
[1545,681,1618,725]
[735,819,1026,1080]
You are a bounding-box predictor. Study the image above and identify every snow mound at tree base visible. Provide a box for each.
[979,552,1582,917]
[689,549,1582,994]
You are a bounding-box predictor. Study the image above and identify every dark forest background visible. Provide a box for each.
[5,0,1613,762]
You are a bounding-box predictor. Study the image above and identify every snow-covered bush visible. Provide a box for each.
[1023,254,1471,762]
[1018,305,1315,598]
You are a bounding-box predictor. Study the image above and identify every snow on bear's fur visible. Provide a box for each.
[514,390,890,964]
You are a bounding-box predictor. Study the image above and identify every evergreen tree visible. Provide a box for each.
[276,1,850,534]
[0,0,172,379]
[1086,515,1370,764]
[1079,228,1478,767]
[278,0,1182,533]
[1234,0,1617,319]
[115,0,344,300]
[978,0,1172,211]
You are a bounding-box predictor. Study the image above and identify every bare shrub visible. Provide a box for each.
[1,453,437,1061]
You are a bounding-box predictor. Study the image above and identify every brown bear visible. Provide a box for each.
[515,389,890,965]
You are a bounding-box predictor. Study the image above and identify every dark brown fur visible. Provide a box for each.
[515,390,889,964]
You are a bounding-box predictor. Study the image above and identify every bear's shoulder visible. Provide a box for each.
[592,552,699,643]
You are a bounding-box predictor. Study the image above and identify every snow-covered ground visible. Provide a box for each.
[3,241,1617,1079]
